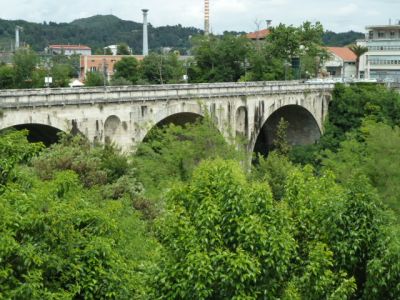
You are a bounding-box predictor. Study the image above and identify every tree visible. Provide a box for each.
[113,56,139,84]
[51,63,73,87]
[132,117,243,198]
[139,52,185,84]
[153,159,359,299]
[251,152,295,201]
[191,34,249,82]
[104,47,113,55]
[268,24,301,60]
[0,131,158,298]
[244,42,285,81]
[84,71,104,86]
[153,159,296,299]
[266,22,327,79]
[51,54,80,78]
[349,44,368,79]
[117,43,131,55]
[13,48,39,88]
[0,64,15,89]
[273,117,292,156]
[321,121,400,218]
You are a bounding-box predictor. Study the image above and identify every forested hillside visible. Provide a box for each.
[323,30,364,46]
[0,15,362,54]
[0,15,202,54]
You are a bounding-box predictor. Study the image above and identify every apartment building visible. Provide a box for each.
[359,23,400,82]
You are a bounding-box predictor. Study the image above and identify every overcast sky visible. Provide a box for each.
[1,0,399,33]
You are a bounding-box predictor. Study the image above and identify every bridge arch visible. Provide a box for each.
[141,112,204,144]
[252,105,321,157]
[104,115,122,144]
[0,123,64,146]
[236,106,248,138]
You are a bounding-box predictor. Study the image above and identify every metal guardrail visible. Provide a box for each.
[0,81,335,109]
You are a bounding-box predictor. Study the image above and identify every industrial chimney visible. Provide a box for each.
[142,9,149,56]
[15,26,22,50]
[204,0,210,35]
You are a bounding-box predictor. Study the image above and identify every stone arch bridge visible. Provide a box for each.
[0,81,334,155]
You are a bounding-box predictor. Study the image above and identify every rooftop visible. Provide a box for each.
[366,25,400,30]
[327,47,357,62]
[49,44,91,50]
[246,29,270,40]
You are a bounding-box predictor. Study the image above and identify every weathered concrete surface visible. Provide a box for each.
[0,81,334,153]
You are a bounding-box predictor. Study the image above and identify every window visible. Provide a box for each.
[390,31,396,38]
[369,31,374,39]
[378,32,385,38]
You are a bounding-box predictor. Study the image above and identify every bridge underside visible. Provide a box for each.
[156,112,203,128]
[2,124,63,146]
[253,105,321,157]
[142,112,204,142]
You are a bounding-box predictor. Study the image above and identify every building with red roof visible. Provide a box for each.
[323,47,357,79]
[246,29,270,40]
[48,44,92,56]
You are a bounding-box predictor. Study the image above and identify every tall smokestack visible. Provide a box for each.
[204,0,210,35]
[142,9,149,56]
[15,26,21,50]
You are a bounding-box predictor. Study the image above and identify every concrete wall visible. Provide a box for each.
[0,81,334,153]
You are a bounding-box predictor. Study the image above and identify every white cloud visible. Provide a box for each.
[332,3,359,17]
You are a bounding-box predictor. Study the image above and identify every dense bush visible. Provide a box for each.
[152,159,398,298]
[0,131,158,298]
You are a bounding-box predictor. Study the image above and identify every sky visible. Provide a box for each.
[0,0,399,33]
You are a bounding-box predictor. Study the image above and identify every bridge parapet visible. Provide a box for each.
[0,81,334,109]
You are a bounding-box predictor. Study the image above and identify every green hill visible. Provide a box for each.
[323,30,364,46]
[0,15,202,54]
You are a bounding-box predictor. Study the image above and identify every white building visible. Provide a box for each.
[104,45,132,55]
[359,23,400,82]
[323,47,357,80]
[48,45,91,56]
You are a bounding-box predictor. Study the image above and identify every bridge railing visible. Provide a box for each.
[0,81,335,108]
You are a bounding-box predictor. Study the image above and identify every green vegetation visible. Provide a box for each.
[0,132,157,298]
[1,83,400,298]
[140,52,186,84]
[0,15,202,54]
[1,13,400,298]
[0,15,362,54]
[0,49,81,89]
[187,21,327,83]
[132,117,243,198]
[323,30,364,46]
[0,17,364,90]
[349,44,368,79]
[84,71,104,87]
[113,56,139,84]
[291,83,400,219]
